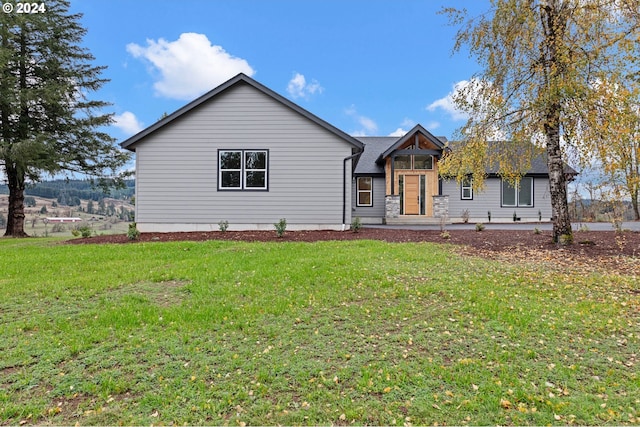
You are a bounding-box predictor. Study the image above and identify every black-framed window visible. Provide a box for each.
[393,154,433,170]
[356,177,373,207]
[218,150,268,190]
[461,176,473,200]
[414,155,433,170]
[393,155,411,169]
[502,177,533,207]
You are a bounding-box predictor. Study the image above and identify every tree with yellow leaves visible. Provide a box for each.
[589,78,640,220]
[440,0,640,242]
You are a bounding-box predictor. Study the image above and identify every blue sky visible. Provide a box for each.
[71,0,488,142]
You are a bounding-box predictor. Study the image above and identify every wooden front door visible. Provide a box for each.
[404,175,420,215]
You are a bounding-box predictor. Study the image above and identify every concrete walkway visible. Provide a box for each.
[366,221,640,232]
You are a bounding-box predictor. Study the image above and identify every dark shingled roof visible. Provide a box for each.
[353,137,396,175]
[353,138,577,177]
[445,141,578,176]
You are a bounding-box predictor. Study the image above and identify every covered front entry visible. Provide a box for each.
[381,125,446,224]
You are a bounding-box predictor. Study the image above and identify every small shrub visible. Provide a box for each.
[558,233,574,245]
[81,226,92,238]
[218,220,229,232]
[127,222,141,241]
[51,223,66,233]
[533,227,541,235]
[351,216,362,233]
[274,218,287,238]
[461,209,470,224]
[440,231,451,239]
[74,224,92,238]
[475,223,485,232]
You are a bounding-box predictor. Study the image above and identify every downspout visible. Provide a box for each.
[343,150,363,231]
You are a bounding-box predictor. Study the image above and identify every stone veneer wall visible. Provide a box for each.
[384,195,400,220]
[433,195,449,219]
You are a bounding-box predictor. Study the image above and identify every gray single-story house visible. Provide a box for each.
[121,73,574,232]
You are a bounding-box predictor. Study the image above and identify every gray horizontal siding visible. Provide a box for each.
[443,177,553,221]
[352,176,385,221]
[135,83,353,226]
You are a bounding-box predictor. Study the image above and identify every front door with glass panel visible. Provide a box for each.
[403,175,420,215]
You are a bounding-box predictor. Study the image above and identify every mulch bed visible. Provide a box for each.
[68,228,640,259]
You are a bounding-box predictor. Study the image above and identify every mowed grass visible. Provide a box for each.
[0,238,638,425]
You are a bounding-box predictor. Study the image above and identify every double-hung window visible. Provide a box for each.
[356,177,373,207]
[501,177,533,207]
[461,176,473,200]
[218,150,268,190]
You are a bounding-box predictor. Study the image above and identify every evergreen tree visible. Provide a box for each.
[0,1,130,236]
[86,200,94,214]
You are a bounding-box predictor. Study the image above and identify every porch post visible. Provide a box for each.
[390,155,395,195]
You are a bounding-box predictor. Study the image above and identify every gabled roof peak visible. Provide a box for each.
[380,124,446,159]
[120,73,363,151]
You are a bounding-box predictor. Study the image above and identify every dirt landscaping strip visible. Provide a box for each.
[67,228,639,271]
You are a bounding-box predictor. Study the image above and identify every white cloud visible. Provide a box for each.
[400,118,416,128]
[427,80,473,121]
[287,73,324,99]
[388,128,408,137]
[345,105,378,136]
[113,111,144,136]
[127,33,255,100]
[425,121,440,130]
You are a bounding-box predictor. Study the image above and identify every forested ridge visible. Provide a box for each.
[0,179,134,202]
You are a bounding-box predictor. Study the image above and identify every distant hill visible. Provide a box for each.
[0,179,135,202]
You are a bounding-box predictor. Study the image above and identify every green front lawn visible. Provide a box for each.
[0,238,637,425]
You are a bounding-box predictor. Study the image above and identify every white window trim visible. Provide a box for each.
[243,151,268,189]
[218,150,242,190]
[218,150,268,191]
[356,177,373,207]
[461,177,473,200]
